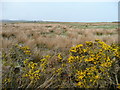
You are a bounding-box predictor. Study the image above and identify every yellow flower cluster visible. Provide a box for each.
[70,44,83,53]
[68,39,119,88]
[22,61,40,80]
[57,53,63,61]
[40,55,50,72]
[21,54,54,83]
[17,45,31,55]
[85,41,93,46]
[84,57,94,62]
[76,65,108,88]
[23,69,40,80]
[22,54,52,82]
[55,68,63,75]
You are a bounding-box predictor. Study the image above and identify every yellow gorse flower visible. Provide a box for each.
[58,53,63,60]
[85,57,94,62]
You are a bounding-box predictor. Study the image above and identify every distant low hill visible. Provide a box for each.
[0,19,43,23]
[0,19,120,23]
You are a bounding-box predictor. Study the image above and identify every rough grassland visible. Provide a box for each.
[1,22,118,54]
[1,22,120,89]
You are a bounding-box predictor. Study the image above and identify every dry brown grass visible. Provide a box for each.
[1,22,118,54]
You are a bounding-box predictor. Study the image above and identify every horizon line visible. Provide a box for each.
[0,19,119,23]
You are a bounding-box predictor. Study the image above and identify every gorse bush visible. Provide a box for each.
[68,40,120,88]
[2,40,120,89]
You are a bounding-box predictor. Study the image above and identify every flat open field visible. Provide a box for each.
[1,22,118,54]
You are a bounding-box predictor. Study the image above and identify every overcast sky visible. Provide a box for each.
[1,0,119,2]
[2,2,118,22]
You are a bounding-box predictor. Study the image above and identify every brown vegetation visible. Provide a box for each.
[1,22,118,55]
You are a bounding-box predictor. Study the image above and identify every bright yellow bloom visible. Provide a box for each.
[58,53,63,60]
[95,75,100,79]
[77,44,83,48]
[68,56,75,63]
[85,57,94,62]
[76,82,84,87]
